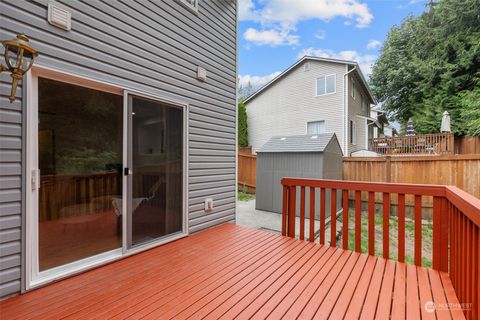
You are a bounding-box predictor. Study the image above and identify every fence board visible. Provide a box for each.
[238,153,256,193]
[343,155,480,201]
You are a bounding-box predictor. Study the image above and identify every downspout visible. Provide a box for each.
[343,65,356,156]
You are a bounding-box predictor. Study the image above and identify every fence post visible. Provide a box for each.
[385,156,391,183]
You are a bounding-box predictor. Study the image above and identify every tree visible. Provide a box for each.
[237,99,249,147]
[369,0,480,135]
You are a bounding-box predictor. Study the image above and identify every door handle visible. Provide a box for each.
[31,169,40,190]
[124,168,132,176]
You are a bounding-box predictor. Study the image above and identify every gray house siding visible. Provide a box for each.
[0,73,23,299]
[0,0,236,299]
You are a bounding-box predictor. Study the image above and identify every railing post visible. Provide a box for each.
[331,189,337,247]
[282,185,288,236]
[432,196,449,272]
[288,185,296,238]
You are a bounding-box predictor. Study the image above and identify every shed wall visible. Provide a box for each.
[256,152,341,215]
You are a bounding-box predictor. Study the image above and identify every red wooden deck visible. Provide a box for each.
[0,223,463,319]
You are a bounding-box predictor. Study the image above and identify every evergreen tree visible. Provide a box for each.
[237,99,249,147]
[369,0,480,135]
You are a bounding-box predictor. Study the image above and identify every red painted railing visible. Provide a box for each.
[281,178,479,319]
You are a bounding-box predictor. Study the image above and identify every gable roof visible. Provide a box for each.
[243,56,376,105]
[258,133,338,153]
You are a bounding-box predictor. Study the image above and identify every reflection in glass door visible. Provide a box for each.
[37,78,123,271]
[127,95,184,248]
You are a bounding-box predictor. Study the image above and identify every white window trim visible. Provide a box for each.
[315,74,336,97]
[176,0,199,13]
[25,64,190,290]
[306,120,326,134]
[351,80,356,99]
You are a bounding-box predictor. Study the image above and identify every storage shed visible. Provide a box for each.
[256,133,343,214]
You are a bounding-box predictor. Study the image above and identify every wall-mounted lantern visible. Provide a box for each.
[1,34,38,102]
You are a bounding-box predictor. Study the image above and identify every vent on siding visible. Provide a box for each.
[48,3,71,31]
[303,62,310,71]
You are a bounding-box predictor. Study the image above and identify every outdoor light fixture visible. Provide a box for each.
[1,34,38,102]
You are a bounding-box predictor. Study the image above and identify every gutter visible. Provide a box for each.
[343,66,357,156]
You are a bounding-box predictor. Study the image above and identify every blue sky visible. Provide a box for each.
[238,0,428,89]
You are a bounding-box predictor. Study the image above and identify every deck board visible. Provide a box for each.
[0,224,464,319]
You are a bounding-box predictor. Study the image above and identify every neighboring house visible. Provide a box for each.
[370,107,395,138]
[244,56,377,156]
[0,0,236,299]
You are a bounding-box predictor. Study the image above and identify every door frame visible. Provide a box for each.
[122,90,189,255]
[24,65,189,290]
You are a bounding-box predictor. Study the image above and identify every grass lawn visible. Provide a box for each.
[238,191,255,201]
[341,210,433,268]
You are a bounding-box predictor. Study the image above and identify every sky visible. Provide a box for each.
[238,0,428,90]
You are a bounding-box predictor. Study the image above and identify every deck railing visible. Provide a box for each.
[369,132,454,155]
[281,178,479,319]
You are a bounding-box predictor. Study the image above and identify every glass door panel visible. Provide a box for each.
[38,78,123,271]
[127,95,184,248]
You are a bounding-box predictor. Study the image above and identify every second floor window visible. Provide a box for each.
[351,81,356,99]
[316,74,335,96]
[307,120,326,134]
[178,0,198,11]
[350,120,357,145]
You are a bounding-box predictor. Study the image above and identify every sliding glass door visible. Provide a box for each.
[126,95,184,248]
[28,71,186,287]
[37,78,123,271]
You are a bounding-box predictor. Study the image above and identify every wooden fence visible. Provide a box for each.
[455,136,480,154]
[343,155,480,201]
[238,153,256,193]
[369,132,454,155]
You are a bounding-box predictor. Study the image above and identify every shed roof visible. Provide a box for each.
[258,133,337,153]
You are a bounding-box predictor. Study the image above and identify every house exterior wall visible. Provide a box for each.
[0,0,236,299]
[0,73,23,299]
[246,60,346,154]
[347,75,372,155]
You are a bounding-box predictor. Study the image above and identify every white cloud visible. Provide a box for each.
[314,29,327,40]
[297,48,377,76]
[244,28,300,46]
[239,0,373,28]
[238,0,257,20]
[366,39,382,50]
[238,71,282,89]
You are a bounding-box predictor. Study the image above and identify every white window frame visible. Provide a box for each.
[351,81,356,99]
[350,119,357,145]
[315,74,336,96]
[306,120,326,134]
[25,65,189,290]
[177,0,199,13]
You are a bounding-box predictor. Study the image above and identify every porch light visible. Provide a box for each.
[1,34,38,102]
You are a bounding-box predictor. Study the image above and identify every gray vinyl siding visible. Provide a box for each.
[0,72,22,299]
[0,0,236,298]
[347,74,373,154]
[246,60,346,155]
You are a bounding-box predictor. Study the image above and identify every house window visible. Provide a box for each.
[361,95,365,111]
[177,0,198,12]
[350,120,357,145]
[351,81,356,99]
[316,74,335,96]
[307,120,326,134]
